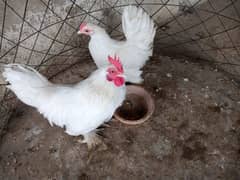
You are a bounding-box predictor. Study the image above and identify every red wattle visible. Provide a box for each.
[113,77,125,87]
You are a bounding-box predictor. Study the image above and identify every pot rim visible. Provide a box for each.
[114,85,155,125]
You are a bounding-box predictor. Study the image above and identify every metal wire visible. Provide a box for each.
[0,0,240,131]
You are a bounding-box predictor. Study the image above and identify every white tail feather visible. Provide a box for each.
[2,64,52,107]
[122,6,156,55]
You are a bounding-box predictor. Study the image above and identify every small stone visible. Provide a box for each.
[13,158,17,164]
[160,25,169,31]
[155,87,162,93]
[204,94,209,99]
[166,73,172,78]
[183,78,189,82]
[143,150,148,155]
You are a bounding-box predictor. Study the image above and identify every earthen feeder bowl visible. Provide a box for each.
[114,85,155,125]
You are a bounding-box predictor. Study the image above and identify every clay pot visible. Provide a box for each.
[114,85,155,125]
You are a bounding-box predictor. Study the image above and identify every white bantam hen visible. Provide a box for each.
[2,55,126,148]
[77,5,156,84]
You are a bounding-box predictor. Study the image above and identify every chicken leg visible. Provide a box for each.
[79,130,103,149]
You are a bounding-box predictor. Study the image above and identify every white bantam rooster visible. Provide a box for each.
[78,5,156,84]
[2,55,126,149]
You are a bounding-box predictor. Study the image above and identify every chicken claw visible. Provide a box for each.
[79,131,105,150]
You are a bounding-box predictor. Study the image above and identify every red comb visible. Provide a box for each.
[79,22,87,31]
[108,54,123,73]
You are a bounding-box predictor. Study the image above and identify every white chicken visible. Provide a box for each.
[77,5,156,84]
[2,55,126,148]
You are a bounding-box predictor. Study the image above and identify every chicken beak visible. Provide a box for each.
[118,74,126,79]
[77,30,82,35]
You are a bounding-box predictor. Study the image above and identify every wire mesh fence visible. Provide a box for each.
[0,0,239,135]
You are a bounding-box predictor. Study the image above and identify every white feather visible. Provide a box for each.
[2,64,126,136]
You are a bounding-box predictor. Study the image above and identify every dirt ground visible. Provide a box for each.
[0,56,240,180]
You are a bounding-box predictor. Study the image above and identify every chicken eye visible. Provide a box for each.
[85,29,89,32]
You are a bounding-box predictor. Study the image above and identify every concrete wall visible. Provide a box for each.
[0,0,239,135]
